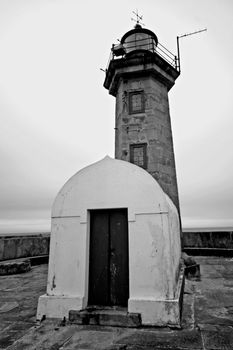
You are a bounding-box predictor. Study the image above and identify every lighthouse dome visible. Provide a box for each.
[120,24,158,56]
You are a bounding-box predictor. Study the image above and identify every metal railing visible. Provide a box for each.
[106,37,179,72]
[157,42,179,71]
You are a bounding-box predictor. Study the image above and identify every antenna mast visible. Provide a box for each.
[177,28,207,72]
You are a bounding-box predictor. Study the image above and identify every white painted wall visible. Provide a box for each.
[37,156,182,325]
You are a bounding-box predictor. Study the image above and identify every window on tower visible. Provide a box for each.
[129,91,145,114]
[130,143,147,169]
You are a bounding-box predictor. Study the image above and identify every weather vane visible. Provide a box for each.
[131,9,145,26]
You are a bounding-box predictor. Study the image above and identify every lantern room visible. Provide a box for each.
[113,24,158,57]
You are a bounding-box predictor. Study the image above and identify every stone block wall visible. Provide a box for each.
[183,231,233,249]
[0,233,50,261]
[1,230,232,262]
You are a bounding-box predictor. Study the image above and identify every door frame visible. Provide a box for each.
[87,208,129,307]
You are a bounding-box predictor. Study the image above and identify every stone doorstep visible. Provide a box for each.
[69,308,142,328]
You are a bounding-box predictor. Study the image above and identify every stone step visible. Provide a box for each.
[69,307,141,328]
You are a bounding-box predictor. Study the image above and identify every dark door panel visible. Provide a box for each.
[110,209,129,306]
[88,211,110,306]
[88,209,129,307]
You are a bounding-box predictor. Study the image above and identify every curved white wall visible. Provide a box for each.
[52,156,168,219]
[37,156,182,325]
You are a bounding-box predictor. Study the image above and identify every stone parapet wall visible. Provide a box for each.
[183,231,233,249]
[1,231,232,262]
[0,233,50,261]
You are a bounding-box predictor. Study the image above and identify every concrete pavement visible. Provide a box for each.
[0,256,233,349]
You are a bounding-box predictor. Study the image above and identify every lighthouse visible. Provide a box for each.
[36,19,184,327]
[104,22,180,213]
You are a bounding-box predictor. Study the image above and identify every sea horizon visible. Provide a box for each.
[0,218,233,236]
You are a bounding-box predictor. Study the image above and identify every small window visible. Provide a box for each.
[129,91,145,114]
[130,143,147,169]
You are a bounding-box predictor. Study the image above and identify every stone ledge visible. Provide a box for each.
[30,255,49,265]
[0,258,31,275]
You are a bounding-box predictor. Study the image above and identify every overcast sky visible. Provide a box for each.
[0,0,232,234]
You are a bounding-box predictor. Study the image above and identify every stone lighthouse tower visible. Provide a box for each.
[104,22,180,212]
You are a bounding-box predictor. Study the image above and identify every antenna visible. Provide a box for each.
[178,28,207,39]
[131,9,145,27]
[177,28,207,72]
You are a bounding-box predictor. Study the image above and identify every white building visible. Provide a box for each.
[37,156,184,326]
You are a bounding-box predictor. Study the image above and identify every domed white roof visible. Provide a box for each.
[52,156,176,218]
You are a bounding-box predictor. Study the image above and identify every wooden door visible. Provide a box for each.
[88,209,129,307]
